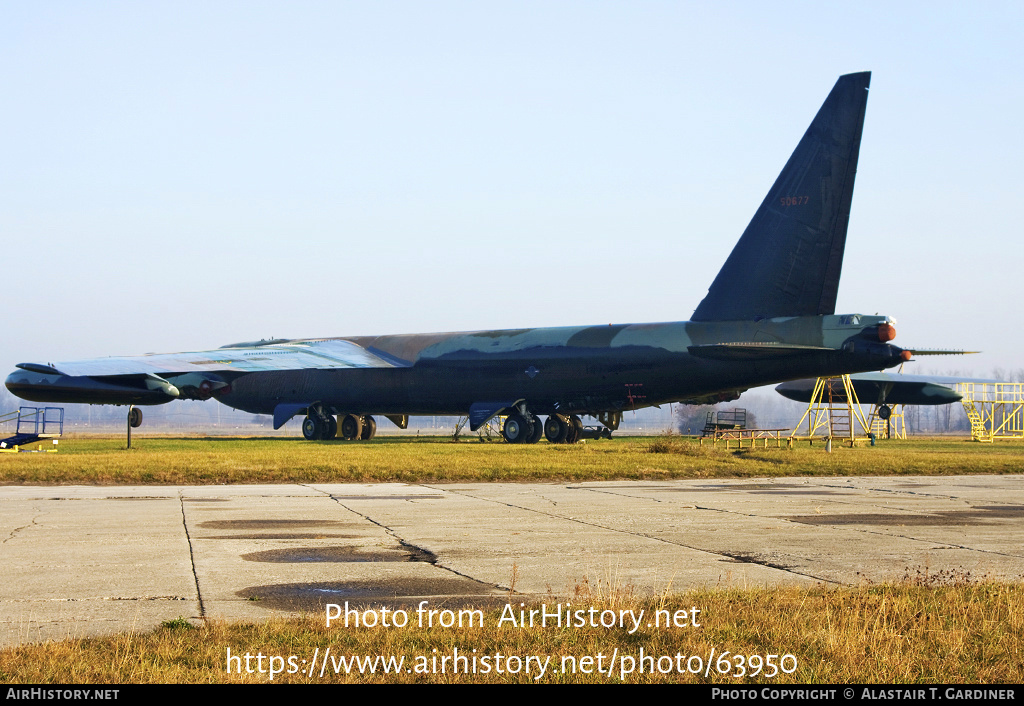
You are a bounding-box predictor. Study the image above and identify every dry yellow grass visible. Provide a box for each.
[3,580,1022,683]
[1,435,1022,485]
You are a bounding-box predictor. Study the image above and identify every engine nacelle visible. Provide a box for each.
[5,367,179,406]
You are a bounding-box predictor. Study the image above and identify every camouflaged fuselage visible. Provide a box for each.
[215,314,905,416]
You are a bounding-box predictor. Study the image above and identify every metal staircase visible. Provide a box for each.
[0,407,64,452]
[960,397,990,442]
[791,375,872,445]
[955,382,1024,442]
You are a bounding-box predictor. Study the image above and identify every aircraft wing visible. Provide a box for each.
[8,338,410,407]
[775,372,998,406]
[843,372,996,386]
[19,338,406,378]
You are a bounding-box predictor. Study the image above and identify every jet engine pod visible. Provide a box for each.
[5,368,179,405]
[163,373,230,400]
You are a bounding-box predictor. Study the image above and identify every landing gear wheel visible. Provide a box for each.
[526,415,543,444]
[302,415,323,440]
[878,404,892,420]
[128,407,143,428]
[325,415,338,439]
[361,415,377,440]
[566,415,583,444]
[502,413,529,443]
[544,414,569,443]
[340,414,364,440]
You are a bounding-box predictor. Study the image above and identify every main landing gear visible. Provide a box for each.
[542,413,584,444]
[502,411,587,444]
[302,407,377,441]
[501,412,543,444]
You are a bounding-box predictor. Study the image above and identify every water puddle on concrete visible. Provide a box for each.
[696,483,810,491]
[199,519,359,530]
[241,545,436,563]
[969,505,1024,516]
[204,533,361,540]
[748,490,842,495]
[570,485,678,491]
[786,505,1024,526]
[237,578,505,611]
[331,495,445,501]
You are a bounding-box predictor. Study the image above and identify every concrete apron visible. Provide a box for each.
[2,477,1023,646]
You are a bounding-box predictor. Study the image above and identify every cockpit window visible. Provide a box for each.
[838,315,861,326]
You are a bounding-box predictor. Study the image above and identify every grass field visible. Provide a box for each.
[3,434,1022,683]
[1,434,1022,485]
[2,581,1021,683]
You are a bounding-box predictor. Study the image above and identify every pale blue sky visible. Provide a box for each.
[2,1,1022,381]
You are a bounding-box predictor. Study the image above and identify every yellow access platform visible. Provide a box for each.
[956,382,1024,442]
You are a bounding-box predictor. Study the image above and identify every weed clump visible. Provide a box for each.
[159,617,197,631]
[647,438,718,456]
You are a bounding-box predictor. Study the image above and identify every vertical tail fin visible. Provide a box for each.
[691,71,870,322]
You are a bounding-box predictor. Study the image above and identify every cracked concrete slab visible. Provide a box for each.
[1,477,1022,647]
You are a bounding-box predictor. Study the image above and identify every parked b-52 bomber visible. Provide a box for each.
[8,71,936,443]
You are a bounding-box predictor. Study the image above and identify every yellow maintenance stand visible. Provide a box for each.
[865,403,906,439]
[790,375,873,446]
[955,382,1024,442]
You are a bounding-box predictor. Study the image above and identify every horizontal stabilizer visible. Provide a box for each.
[688,342,832,361]
[693,72,870,322]
[845,372,996,385]
[776,374,973,406]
